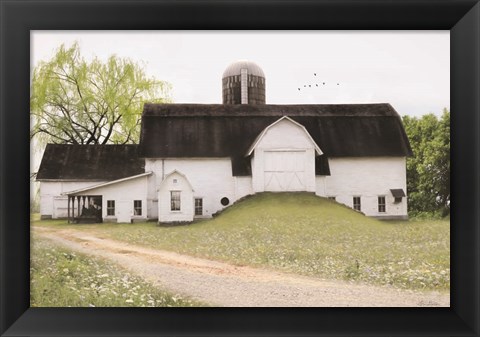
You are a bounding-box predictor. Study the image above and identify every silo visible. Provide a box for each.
[222,60,266,105]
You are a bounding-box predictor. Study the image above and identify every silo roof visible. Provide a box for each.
[222,60,265,78]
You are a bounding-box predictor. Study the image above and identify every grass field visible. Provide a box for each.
[31,236,205,307]
[33,192,450,292]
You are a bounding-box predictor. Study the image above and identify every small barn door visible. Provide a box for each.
[264,151,306,191]
[116,200,131,223]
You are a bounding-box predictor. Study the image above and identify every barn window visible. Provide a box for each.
[195,198,203,216]
[390,189,406,203]
[378,196,386,213]
[134,200,142,216]
[171,191,181,211]
[353,197,361,211]
[107,200,115,216]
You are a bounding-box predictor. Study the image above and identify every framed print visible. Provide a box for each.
[1,0,479,336]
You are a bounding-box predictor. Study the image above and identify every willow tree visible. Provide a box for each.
[31,42,171,144]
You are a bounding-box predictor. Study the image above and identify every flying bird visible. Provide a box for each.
[316,84,318,87]
[298,88,301,91]
[314,73,317,76]
[309,85,311,87]
[323,82,325,85]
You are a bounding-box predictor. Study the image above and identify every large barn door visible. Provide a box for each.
[264,151,306,191]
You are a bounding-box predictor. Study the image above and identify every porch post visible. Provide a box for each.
[67,196,70,224]
[77,196,81,217]
[71,196,75,221]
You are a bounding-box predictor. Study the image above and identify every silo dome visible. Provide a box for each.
[222,60,266,105]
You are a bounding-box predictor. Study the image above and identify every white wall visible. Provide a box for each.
[39,181,107,218]
[158,171,194,222]
[40,155,408,221]
[251,119,317,192]
[73,176,149,223]
[320,157,408,218]
[315,176,326,196]
[146,158,236,219]
[234,176,253,200]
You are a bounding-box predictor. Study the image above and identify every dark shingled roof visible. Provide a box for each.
[142,103,401,117]
[139,103,412,176]
[36,144,145,181]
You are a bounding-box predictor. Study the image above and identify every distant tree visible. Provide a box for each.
[31,42,171,145]
[403,109,450,217]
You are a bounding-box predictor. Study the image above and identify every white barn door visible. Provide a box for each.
[116,200,131,223]
[264,151,306,191]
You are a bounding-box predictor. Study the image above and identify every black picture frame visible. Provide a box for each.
[1,0,479,336]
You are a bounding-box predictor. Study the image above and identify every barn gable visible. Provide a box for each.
[246,116,322,156]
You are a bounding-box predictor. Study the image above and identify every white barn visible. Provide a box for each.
[36,60,412,223]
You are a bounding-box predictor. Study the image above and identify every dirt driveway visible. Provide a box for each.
[33,226,450,307]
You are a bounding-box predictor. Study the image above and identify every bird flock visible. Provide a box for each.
[298,73,340,91]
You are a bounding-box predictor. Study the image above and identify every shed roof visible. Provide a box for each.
[36,144,145,181]
[139,103,412,175]
[390,189,407,197]
[63,172,152,195]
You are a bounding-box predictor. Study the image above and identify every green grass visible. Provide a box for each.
[30,235,205,307]
[33,192,450,291]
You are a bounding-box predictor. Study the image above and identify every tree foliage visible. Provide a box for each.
[31,42,171,145]
[402,109,450,217]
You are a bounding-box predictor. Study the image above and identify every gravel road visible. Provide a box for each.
[33,226,450,307]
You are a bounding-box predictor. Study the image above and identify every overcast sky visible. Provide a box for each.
[31,31,449,117]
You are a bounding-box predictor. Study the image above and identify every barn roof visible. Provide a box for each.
[36,144,145,181]
[139,103,412,175]
[142,103,401,117]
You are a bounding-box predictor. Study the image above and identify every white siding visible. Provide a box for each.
[251,119,317,192]
[39,181,107,218]
[320,157,408,218]
[73,176,149,223]
[234,176,253,200]
[146,158,236,219]
[315,176,327,196]
[158,171,194,222]
[39,155,408,222]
